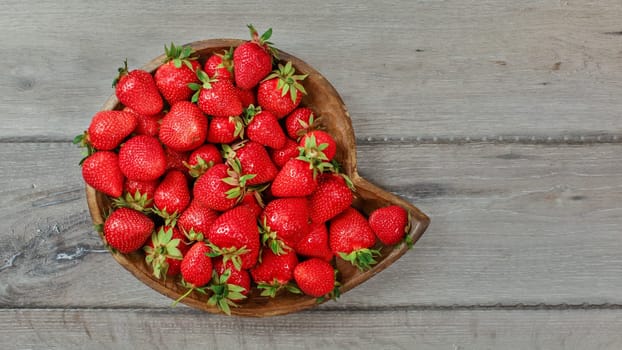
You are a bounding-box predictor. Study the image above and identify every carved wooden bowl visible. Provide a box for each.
[85,39,430,317]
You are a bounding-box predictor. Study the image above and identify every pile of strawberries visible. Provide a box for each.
[76,25,412,315]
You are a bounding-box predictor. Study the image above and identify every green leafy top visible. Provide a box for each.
[263,61,307,103]
[247,24,278,59]
[164,42,198,69]
[189,69,218,103]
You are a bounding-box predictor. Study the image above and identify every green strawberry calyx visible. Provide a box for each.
[257,279,301,298]
[219,157,256,202]
[73,132,96,165]
[316,269,342,303]
[263,61,307,103]
[208,269,247,316]
[296,134,334,179]
[338,248,381,271]
[112,189,153,213]
[260,217,291,255]
[189,69,218,103]
[151,206,180,227]
[247,24,278,60]
[183,156,215,178]
[404,211,414,249]
[164,42,198,70]
[181,227,205,243]
[112,59,130,88]
[242,104,262,125]
[143,227,183,280]
[205,242,249,271]
[295,112,324,139]
[215,47,235,73]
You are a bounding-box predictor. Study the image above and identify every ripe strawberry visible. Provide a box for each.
[244,105,286,149]
[269,138,300,169]
[114,60,163,116]
[118,135,167,181]
[293,258,336,298]
[271,158,328,197]
[155,43,201,105]
[209,260,250,315]
[173,241,213,306]
[237,87,256,108]
[285,107,318,140]
[163,146,189,174]
[159,101,208,152]
[153,170,190,217]
[309,173,353,223]
[193,162,254,211]
[250,249,300,297]
[240,191,264,218]
[369,205,412,246]
[207,205,260,270]
[299,130,337,161]
[177,199,219,242]
[204,49,233,81]
[257,62,307,118]
[233,25,275,90]
[213,258,251,296]
[206,116,244,144]
[103,207,154,254]
[87,110,137,151]
[113,178,158,212]
[184,144,223,178]
[124,107,161,137]
[295,222,333,261]
[330,207,380,271]
[143,226,187,279]
[191,69,242,118]
[260,197,310,254]
[224,141,278,186]
[81,151,125,198]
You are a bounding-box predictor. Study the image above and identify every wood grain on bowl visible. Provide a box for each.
[87,39,430,317]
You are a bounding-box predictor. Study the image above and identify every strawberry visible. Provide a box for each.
[204,49,234,81]
[190,69,243,118]
[295,222,333,261]
[114,60,163,116]
[207,205,260,270]
[206,116,244,144]
[269,138,300,169]
[208,263,250,315]
[293,258,337,298]
[237,87,256,108]
[143,226,186,279]
[369,205,412,246]
[299,130,337,161]
[270,157,330,197]
[118,135,167,181]
[173,241,213,306]
[257,62,307,118]
[284,107,318,140]
[103,207,154,254]
[87,110,137,151]
[113,178,158,212]
[233,25,275,90]
[124,107,161,137]
[177,199,219,242]
[193,162,254,211]
[330,207,380,271]
[155,43,201,105]
[224,141,278,186]
[243,105,286,149]
[213,258,251,297]
[159,101,208,152]
[163,146,189,174]
[250,249,300,297]
[239,190,264,218]
[260,197,310,254]
[308,173,353,223]
[184,144,223,178]
[81,151,125,198]
[153,170,190,219]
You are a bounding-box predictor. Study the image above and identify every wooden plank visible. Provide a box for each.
[1,0,622,140]
[1,308,622,349]
[1,142,621,308]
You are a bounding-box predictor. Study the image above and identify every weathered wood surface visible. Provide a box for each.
[1,0,622,348]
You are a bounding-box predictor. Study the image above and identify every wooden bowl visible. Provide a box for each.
[85,39,430,317]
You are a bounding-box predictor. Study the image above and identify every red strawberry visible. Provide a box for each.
[124,107,161,137]
[240,191,264,218]
[103,207,154,254]
[180,241,213,288]
[233,25,275,90]
[260,197,310,254]
[143,226,187,279]
[250,249,300,297]
[155,43,201,105]
[191,69,242,118]
[237,87,256,108]
[213,258,251,297]
[244,105,286,149]
[184,144,223,178]
[206,116,244,144]
[204,49,234,81]
[113,178,158,212]
[114,60,163,116]
[207,206,260,270]
[271,158,326,197]
[159,101,207,152]
[295,222,333,261]
[178,199,219,242]
[193,162,253,211]
[118,135,167,181]
[293,258,336,298]
[87,110,137,151]
[224,141,278,186]
[309,173,353,223]
[269,138,300,168]
[330,207,380,271]
[369,205,412,246]
[285,107,317,140]
[209,259,250,315]
[299,130,337,161]
[153,170,190,217]
[257,62,306,118]
[163,146,189,174]
[82,151,125,198]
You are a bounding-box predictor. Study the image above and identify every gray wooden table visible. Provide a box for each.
[1,1,621,349]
